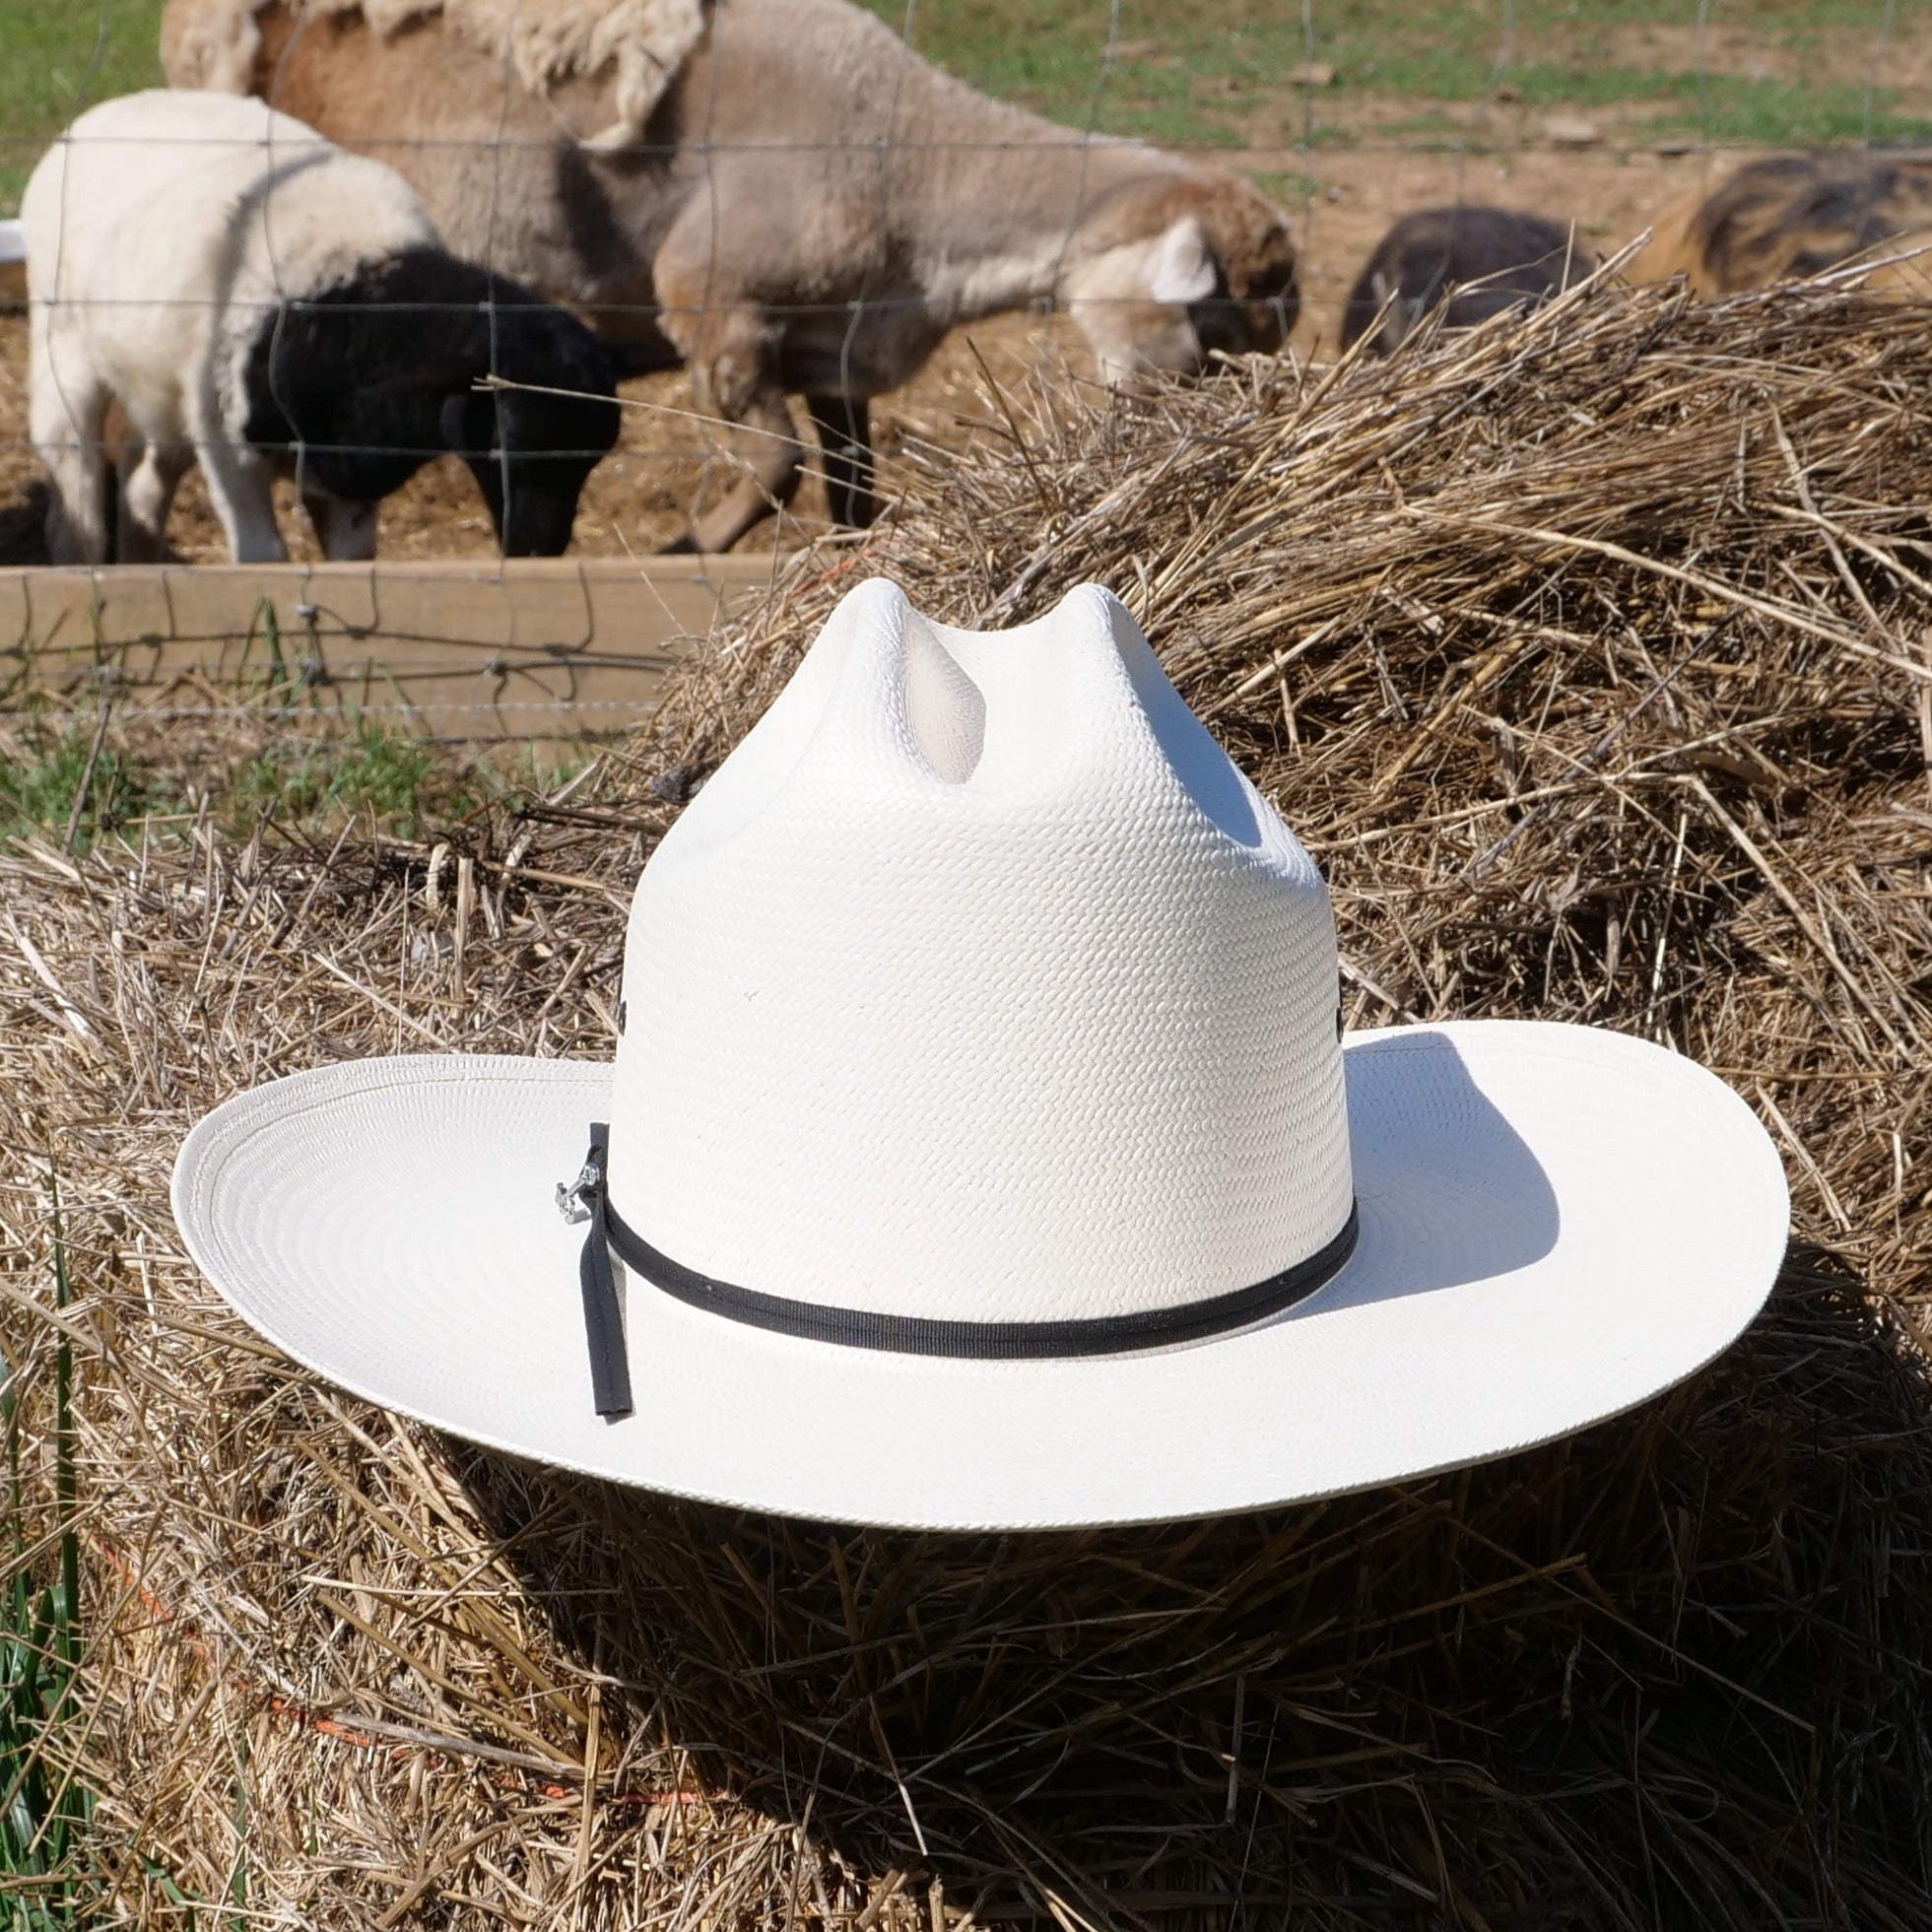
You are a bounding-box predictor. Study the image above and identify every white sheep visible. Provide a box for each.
[24,88,621,565]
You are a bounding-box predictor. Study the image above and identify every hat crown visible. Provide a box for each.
[608,579,1353,1328]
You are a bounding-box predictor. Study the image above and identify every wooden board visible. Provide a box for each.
[0,554,784,740]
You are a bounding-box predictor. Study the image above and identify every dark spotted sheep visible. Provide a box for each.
[1341,206,1593,356]
[24,88,619,564]
[1628,152,1932,298]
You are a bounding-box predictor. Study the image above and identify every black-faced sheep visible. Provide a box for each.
[1340,207,1594,356]
[161,0,1299,552]
[24,89,621,565]
[1628,152,1932,298]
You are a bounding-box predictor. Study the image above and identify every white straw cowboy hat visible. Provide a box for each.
[173,580,1788,1530]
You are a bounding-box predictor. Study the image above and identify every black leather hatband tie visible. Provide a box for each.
[558,1124,634,1421]
[562,1125,1362,1416]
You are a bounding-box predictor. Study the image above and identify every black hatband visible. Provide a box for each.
[606,1194,1358,1359]
[571,1124,634,1421]
[568,1119,1358,1410]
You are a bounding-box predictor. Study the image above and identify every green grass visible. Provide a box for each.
[1645,75,1932,148]
[1249,170,1324,208]
[857,0,1930,151]
[227,717,482,842]
[0,0,1921,210]
[0,711,508,850]
[0,719,156,851]
[1376,61,1931,146]
[0,0,167,212]
[0,1185,98,1926]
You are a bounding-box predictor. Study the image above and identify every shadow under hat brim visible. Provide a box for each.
[170,1022,1788,1531]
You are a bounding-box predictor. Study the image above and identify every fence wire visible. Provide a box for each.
[0,0,1920,746]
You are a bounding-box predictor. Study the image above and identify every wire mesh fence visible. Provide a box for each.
[4,8,1932,1928]
[0,552,776,744]
[0,0,1924,749]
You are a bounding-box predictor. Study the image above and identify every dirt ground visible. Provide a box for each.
[0,140,1762,566]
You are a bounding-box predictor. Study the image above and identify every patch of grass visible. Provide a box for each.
[1249,170,1325,208]
[0,1185,98,1925]
[859,1,1329,145]
[1644,77,1932,148]
[0,707,589,853]
[1371,64,1932,158]
[0,718,157,850]
[497,743,593,801]
[227,718,483,841]
[1378,61,1932,147]
[0,0,167,213]
[855,0,1919,153]
[0,0,1912,208]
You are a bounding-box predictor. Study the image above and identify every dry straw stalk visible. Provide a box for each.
[3,272,1932,1928]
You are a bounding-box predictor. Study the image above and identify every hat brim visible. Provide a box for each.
[171,1022,1787,1530]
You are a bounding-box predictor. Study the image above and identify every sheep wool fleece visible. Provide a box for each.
[161,0,707,147]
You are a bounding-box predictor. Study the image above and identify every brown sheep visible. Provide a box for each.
[1627,152,1932,298]
[1340,206,1593,356]
[163,0,1299,552]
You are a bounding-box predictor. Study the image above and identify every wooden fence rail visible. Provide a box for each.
[0,554,779,741]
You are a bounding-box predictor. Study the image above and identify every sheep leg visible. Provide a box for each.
[652,248,803,552]
[192,430,288,565]
[304,493,379,563]
[805,393,878,530]
[686,377,804,555]
[30,348,112,565]
[115,441,191,565]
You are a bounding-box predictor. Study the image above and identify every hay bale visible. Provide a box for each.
[4,275,1932,1926]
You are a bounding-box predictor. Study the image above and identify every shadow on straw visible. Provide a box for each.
[448,1245,1932,1926]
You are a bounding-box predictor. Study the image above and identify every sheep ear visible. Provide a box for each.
[1147,217,1218,306]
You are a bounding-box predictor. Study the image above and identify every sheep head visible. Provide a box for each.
[1628,154,1932,299]
[441,370,622,557]
[1186,171,1300,351]
[1061,170,1298,384]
